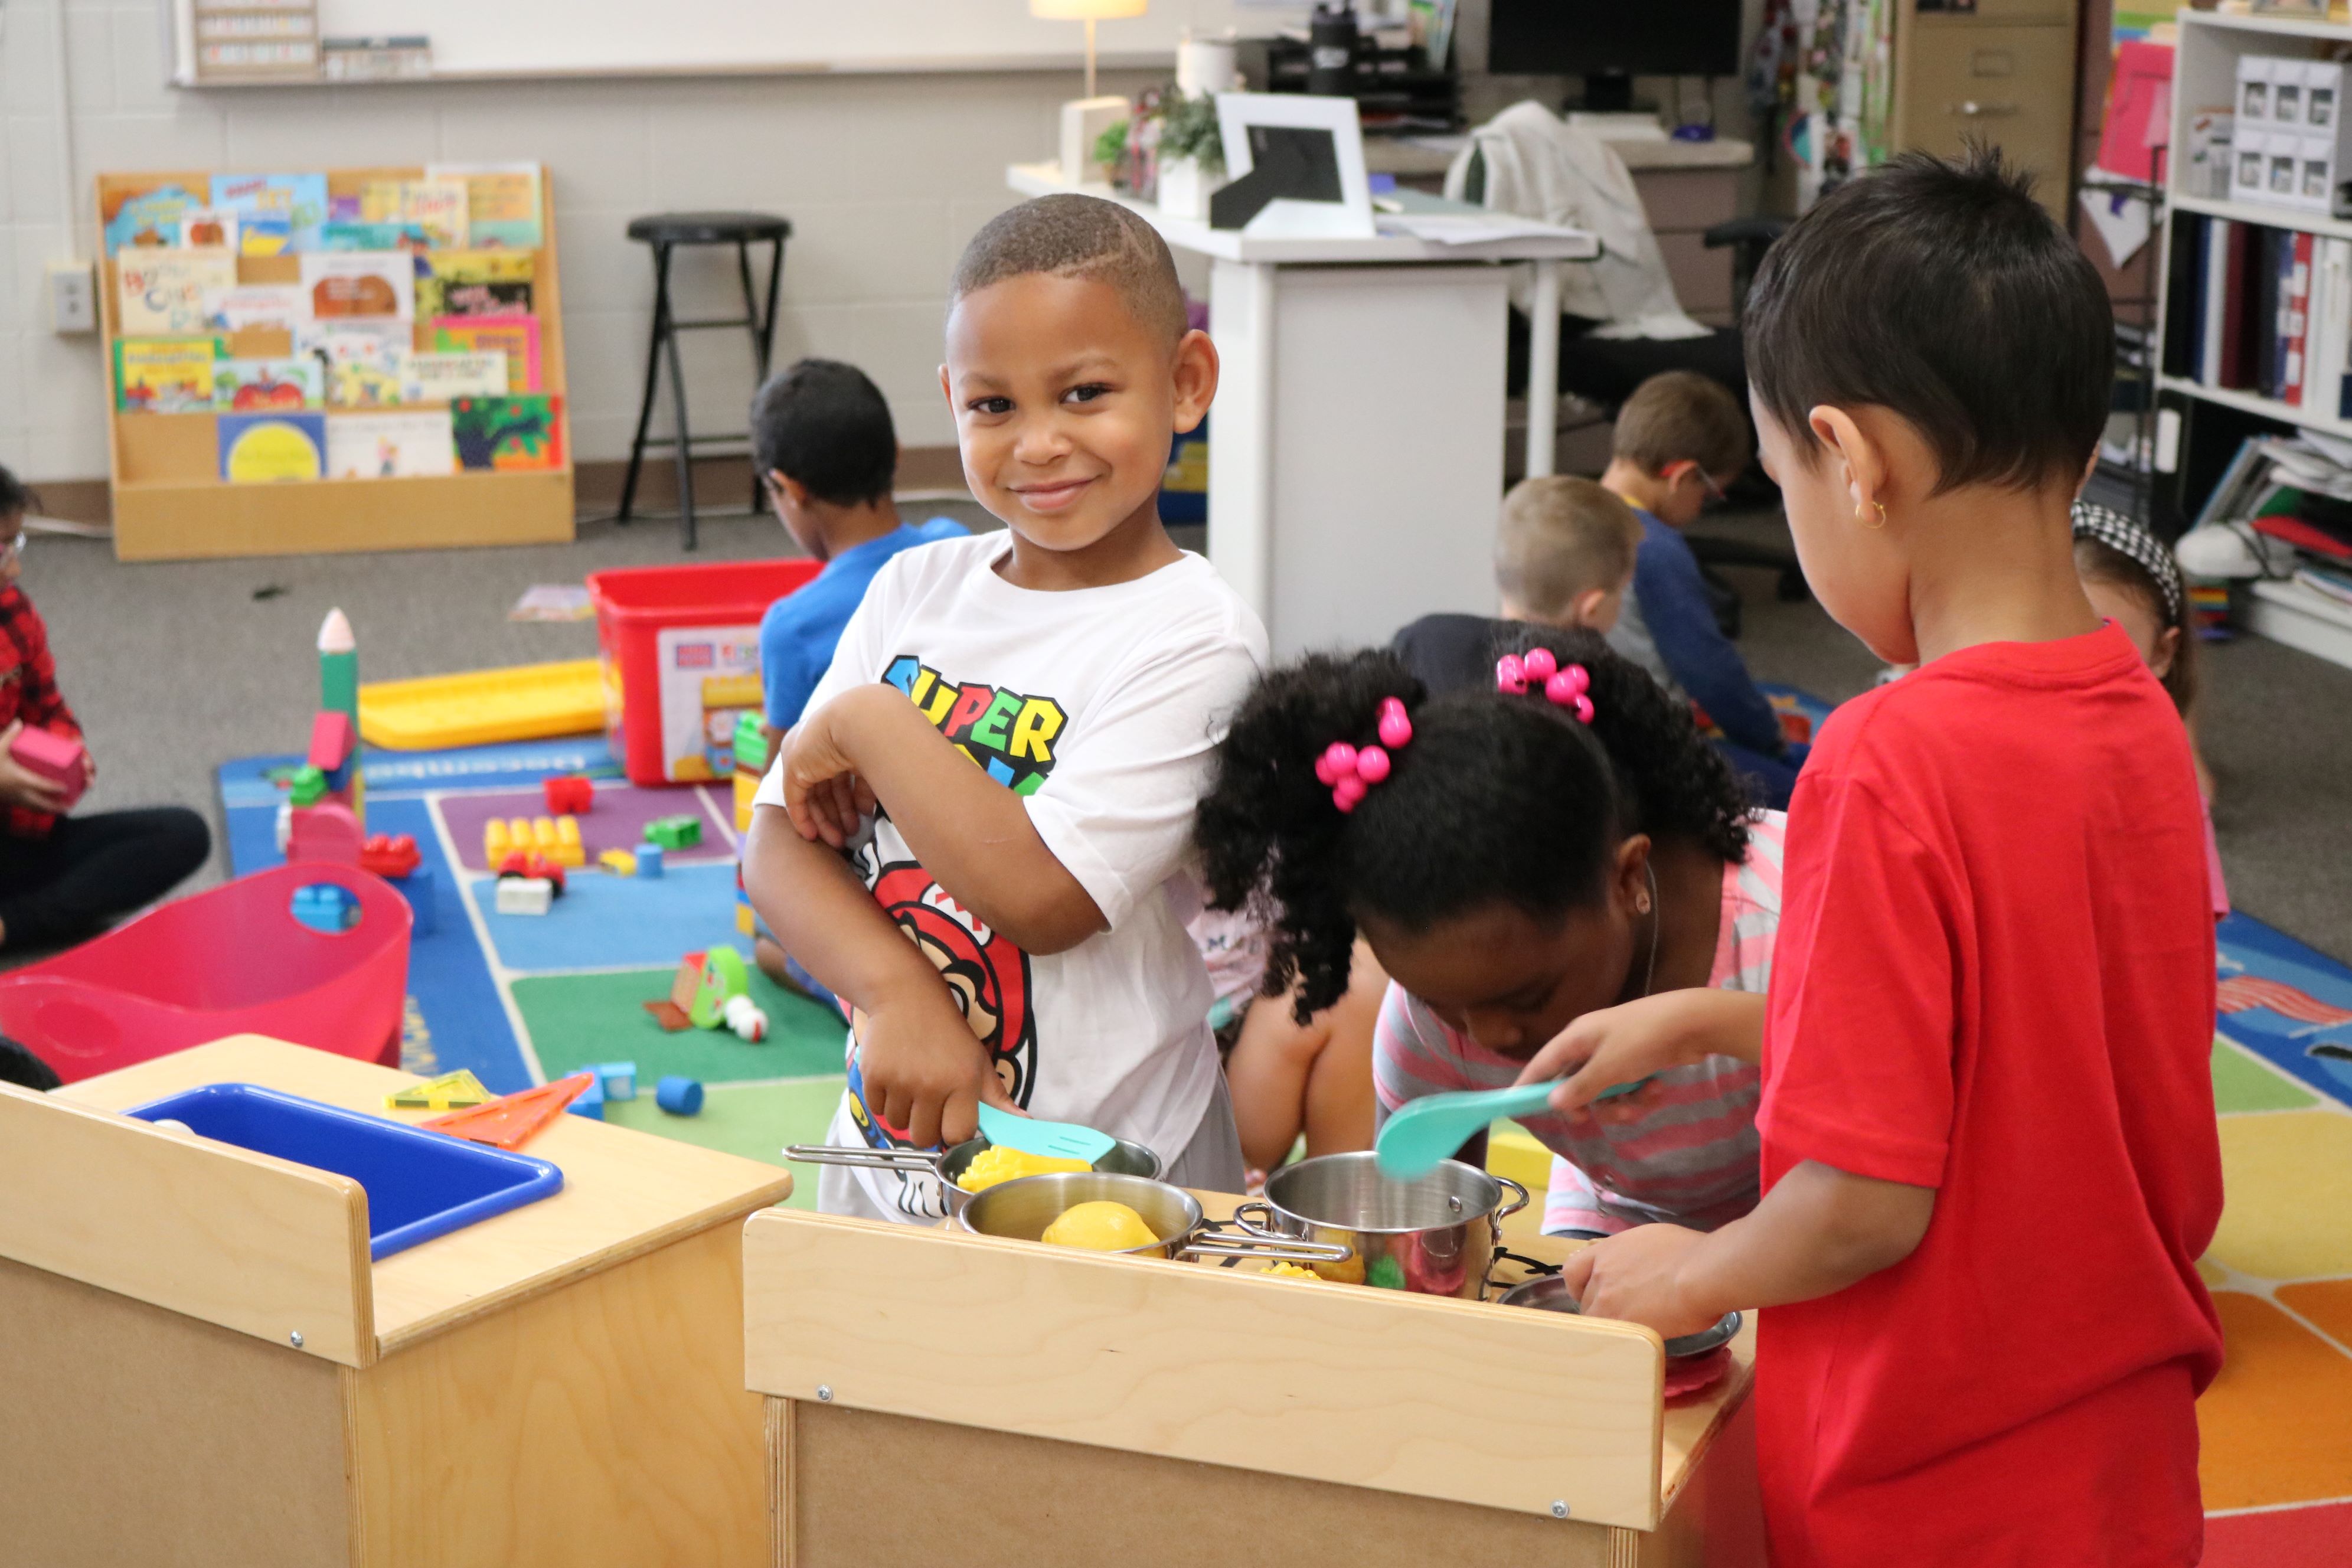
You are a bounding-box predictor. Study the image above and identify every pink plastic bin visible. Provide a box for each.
[586,557,820,786]
[0,863,412,1084]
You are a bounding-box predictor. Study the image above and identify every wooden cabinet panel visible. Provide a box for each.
[1636,167,1743,233]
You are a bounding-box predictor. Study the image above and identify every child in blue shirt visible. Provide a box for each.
[1599,370,1805,808]
[752,358,965,740]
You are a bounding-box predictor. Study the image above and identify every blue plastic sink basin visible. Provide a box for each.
[125,1082,564,1260]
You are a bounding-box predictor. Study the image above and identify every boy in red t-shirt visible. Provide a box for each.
[1513,148,2222,1564]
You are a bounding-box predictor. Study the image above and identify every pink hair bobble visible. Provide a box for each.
[1495,654,1527,694]
[1318,698,1413,812]
[1497,653,1596,724]
[1546,664,1595,724]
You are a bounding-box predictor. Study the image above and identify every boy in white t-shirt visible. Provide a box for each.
[744,194,1267,1220]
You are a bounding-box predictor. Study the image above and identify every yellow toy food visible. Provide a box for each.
[955,1146,1092,1193]
[1040,1201,1160,1251]
[1259,1263,1323,1280]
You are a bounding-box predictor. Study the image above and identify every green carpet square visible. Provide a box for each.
[602,1078,844,1208]
[512,963,845,1086]
[2214,1037,2320,1114]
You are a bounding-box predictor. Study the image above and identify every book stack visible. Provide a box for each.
[2194,432,2352,574]
[103,165,562,484]
[2164,213,2352,419]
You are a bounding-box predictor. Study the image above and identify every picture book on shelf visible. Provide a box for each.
[406,350,509,401]
[326,410,457,478]
[113,337,224,413]
[302,331,410,409]
[432,316,539,393]
[425,162,544,249]
[214,357,323,412]
[118,249,239,335]
[210,173,328,253]
[104,185,204,254]
[360,179,471,250]
[203,283,309,332]
[299,252,415,321]
[415,250,535,320]
[177,207,238,251]
[219,411,327,482]
[452,396,563,472]
[318,221,435,253]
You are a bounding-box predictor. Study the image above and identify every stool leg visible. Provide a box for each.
[737,239,769,514]
[756,236,787,510]
[617,241,674,526]
[664,273,697,551]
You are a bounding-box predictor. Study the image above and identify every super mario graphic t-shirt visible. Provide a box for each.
[756,532,1268,1220]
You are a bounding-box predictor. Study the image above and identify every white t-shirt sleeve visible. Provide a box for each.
[1022,625,1260,931]
[752,553,905,812]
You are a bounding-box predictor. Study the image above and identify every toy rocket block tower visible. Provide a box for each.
[287,609,367,866]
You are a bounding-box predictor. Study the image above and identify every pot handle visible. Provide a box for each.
[1493,1175,1530,1221]
[782,1142,940,1175]
[1180,1217,1353,1265]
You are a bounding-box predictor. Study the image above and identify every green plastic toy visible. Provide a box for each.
[644,814,702,850]
[688,945,752,1030]
[288,763,328,807]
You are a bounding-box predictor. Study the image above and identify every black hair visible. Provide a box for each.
[747,358,897,508]
[0,463,32,520]
[1745,144,2112,495]
[952,193,1189,341]
[1197,628,1752,1020]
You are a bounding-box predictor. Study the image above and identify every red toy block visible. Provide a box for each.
[9,726,87,810]
[495,848,565,894]
[309,710,356,770]
[543,775,593,815]
[288,801,364,865]
[359,832,420,878]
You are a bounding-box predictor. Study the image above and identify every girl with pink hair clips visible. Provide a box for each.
[1196,628,1785,1237]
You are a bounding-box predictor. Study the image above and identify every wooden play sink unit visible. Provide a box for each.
[742,1198,1763,1566]
[0,1035,792,1567]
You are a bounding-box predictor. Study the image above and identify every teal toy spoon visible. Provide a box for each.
[976,1101,1117,1165]
[1374,1074,1655,1181]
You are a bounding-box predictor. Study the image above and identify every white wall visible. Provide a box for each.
[1,1,1168,484]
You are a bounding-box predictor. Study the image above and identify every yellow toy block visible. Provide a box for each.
[557,816,581,847]
[598,849,637,876]
[508,816,533,850]
[531,816,558,850]
[484,819,511,860]
[385,1069,493,1111]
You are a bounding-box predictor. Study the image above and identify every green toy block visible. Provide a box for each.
[288,764,328,808]
[643,814,702,850]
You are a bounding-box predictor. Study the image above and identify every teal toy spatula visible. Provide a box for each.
[976,1101,1116,1165]
[1375,1074,1655,1181]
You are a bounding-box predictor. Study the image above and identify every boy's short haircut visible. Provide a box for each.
[1495,475,1643,619]
[748,359,897,508]
[0,463,30,519]
[1612,370,1750,479]
[952,194,1188,342]
[1745,143,2113,494]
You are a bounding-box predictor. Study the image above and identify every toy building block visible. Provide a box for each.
[308,710,358,795]
[507,816,533,852]
[635,844,664,879]
[288,801,364,865]
[274,801,293,855]
[689,945,753,1030]
[289,884,357,933]
[485,819,512,861]
[423,1073,593,1149]
[568,1076,606,1120]
[9,725,87,810]
[643,815,701,850]
[495,876,554,916]
[496,849,566,894]
[288,763,328,808]
[544,775,594,815]
[597,848,637,876]
[360,832,420,879]
[385,1068,492,1110]
[394,864,437,936]
[544,815,584,868]
[584,1060,639,1100]
[655,1075,704,1116]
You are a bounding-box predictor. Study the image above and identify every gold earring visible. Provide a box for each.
[1858,499,1887,529]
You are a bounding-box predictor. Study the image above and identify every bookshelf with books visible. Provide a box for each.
[96,163,573,562]
[2160,9,2352,671]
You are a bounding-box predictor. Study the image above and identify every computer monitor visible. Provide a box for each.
[1487,0,1746,114]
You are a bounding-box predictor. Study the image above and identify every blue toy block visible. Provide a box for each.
[586,1060,638,1101]
[636,844,664,880]
[393,864,437,937]
[289,884,357,933]
[655,1075,703,1116]
[568,1076,606,1120]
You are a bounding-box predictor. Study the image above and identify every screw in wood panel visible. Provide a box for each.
[816,1385,832,1402]
[1550,1500,1569,1518]
[290,1330,305,1348]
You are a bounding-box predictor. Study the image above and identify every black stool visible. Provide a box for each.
[616,211,792,550]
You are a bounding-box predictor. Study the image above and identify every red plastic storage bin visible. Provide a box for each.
[586,557,819,786]
[0,863,412,1084]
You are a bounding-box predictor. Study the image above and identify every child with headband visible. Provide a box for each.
[1195,627,1782,1235]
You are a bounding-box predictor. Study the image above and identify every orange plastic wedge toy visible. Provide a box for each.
[422,1073,593,1150]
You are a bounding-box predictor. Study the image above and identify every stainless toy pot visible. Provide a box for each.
[1494,1273,1744,1358]
[958,1171,1351,1265]
[783,1135,1162,1217]
[1247,1151,1528,1297]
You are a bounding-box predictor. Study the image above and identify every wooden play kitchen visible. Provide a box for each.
[0,1035,792,1566]
[743,1185,1766,1566]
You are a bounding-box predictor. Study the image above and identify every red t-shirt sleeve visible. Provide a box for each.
[1761,773,1958,1190]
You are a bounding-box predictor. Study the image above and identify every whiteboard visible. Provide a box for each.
[309,0,1306,80]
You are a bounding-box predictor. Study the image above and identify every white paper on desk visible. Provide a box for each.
[1377,212,1580,245]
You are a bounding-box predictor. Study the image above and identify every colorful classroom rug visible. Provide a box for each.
[217,736,847,1204]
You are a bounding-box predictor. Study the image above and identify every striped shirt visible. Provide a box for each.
[1373,812,1785,1236]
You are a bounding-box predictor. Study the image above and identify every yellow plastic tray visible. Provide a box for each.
[358,659,607,752]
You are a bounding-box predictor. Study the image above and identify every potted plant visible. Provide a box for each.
[1155,90,1226,219]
